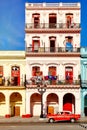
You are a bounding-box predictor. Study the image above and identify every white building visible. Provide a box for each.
[25,2,81,116]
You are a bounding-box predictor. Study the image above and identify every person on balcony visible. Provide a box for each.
[63,37,73,52]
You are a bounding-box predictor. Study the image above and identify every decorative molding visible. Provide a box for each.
[29,63,43,66]
[46,63,60,66]
[62,62,76,66]
[25,29,81,34]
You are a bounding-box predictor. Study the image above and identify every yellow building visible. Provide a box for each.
[0,51,26,117]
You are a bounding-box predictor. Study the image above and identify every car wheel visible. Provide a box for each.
[49,118,54,123]
[70,118,75,123]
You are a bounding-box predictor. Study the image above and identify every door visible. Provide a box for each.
[50,40,55,52]
[84,107,87,116]
[32,40,40,52]
[48,106,54,114]
[14,77,18,86]
[14,106,20,116]
[49,14,56,28]
[11,66,20,86]
[34,17,39,28]
[65,67,73,83]
[63,103,72,112]
[33,103,41,116]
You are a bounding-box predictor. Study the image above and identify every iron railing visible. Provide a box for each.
[81,80,87,87]
[26,47,80,53]
[25,23,80,29]
[26,3,80,7]
[26,79,80,85]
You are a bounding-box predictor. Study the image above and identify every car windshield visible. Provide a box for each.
[57,111,71,115]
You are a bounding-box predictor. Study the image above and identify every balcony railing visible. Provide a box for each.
[81,80,87,87]
[26,79,80,89]
[26,79,80,85]
[26,47,80,53]
[25,23,80,29]
[26,3,80,8]
[0,77,25,87]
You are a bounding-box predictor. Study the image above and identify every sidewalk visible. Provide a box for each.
[0,116,48,123]
[0,116,87,123]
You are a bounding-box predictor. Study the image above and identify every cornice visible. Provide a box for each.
[25,29,81,34]
[26,53,80,57]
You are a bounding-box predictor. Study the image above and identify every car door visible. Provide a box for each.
[64,112,71,121]
[56,112,65,121]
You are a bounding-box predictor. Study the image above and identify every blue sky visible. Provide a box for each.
[0,0,86,50]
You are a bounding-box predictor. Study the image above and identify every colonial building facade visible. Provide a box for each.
[0,51,26,117]
[81,47,87,116]
[25,2,81,116]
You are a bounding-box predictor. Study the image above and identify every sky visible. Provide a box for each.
[0,0,86,50]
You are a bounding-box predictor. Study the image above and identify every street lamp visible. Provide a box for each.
[37,84,46,118]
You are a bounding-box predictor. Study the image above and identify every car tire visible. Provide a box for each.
[70,118,75,123]
[49,118,54,123]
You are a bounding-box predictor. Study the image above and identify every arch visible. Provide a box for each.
[0,92,6,116]
[10,92,22,117]
[0,92,5,102]
[30,93,41,116]
[47,93,59,114]
[32,13,40,17]
[10,92,22,102]
[46,63,59,66]
[32,36,40,40]
[63,93,75,113]
[63,63,76,66]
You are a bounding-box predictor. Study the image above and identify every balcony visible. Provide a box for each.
[26,79,80,89]
[25,23,80,32]
[81,47,87,57]
[81,80,87,88]
[26,47,80,57]
[0,77,25,88]
[26,2,80,8]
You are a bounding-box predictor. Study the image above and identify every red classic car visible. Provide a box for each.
[47,111,80,123]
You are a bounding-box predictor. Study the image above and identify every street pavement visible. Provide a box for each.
[0,116,87,123]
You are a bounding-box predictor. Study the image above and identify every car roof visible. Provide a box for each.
[59,111,72,113]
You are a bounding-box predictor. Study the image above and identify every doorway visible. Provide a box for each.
[50,40,55,52]
[14,106,20,116]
